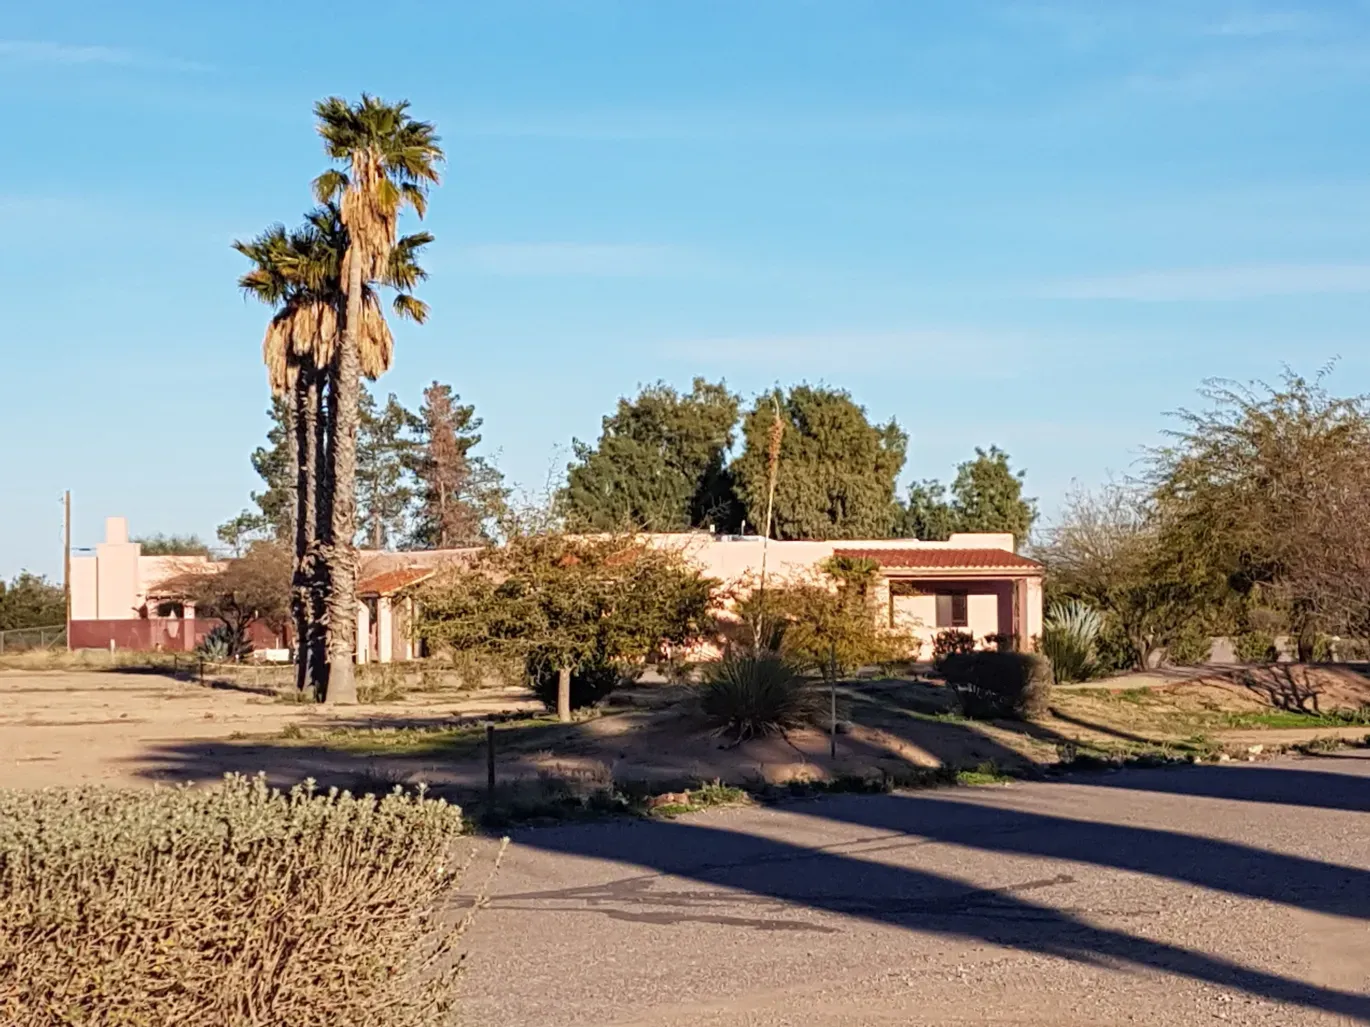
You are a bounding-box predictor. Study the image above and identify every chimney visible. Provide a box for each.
[105,517,129,545]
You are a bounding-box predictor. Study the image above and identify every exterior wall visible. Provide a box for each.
[70,555,98,620]
[95,518,141,620]
[69,517,219,623]
[646,532,1021,587]
[68,618,280,652]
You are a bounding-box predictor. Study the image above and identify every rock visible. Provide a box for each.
[1246,744,1264,755]
[1217,753,1232,762]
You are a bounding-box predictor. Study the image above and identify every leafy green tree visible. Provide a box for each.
[408,381,507,548]
[356,386,421,549]
[312,94,444,704]
[1151,370,1370,654]
[0,573,66,631]
[170,541,293,654]
[895,447,1036,547]
[732,386,906,540]
[563,379,741,532]
[1037,483,1212,670]
[949,446,1037,545]
[897,480,957,541]
[416,535,715,721]
[134,534,210,556]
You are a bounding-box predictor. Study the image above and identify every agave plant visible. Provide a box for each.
[196,625,244,663]
[1041,600,1102,683]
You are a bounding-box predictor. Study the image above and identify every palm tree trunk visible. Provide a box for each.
[308,371,330,695]
[322,258,365,704]
[291,368,316,695]
[557,665,572,723]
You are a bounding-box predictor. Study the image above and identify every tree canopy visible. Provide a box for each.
[562,379,740,532]
[415,534,715,715]
[732,386,907,540]
[134,534,211,556]
[0,573,66,631]
[896,447,1036,547]
[170,542,292,652]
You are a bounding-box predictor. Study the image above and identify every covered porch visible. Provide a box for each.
[833,546,1044,659]
[355,567,435,664]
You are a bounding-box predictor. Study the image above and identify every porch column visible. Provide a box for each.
[1014,577,1028,651]
[183,603,197,651]
[377,596,394,664]
[356,602,370,664]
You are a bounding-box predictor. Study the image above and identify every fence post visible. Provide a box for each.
[486,723,497,800]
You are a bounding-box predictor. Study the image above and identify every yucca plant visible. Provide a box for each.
[698,652,817,742]
[1041,599,1102,683]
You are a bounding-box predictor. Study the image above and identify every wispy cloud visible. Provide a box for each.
[454,243,695,277]
[1040,264,1370,301]
[0,39,207,72]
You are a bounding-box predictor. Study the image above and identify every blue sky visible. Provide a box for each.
[5,0,1370,578]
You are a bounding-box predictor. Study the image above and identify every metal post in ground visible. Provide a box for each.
[486,723,497,800]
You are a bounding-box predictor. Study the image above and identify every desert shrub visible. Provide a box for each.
[1310,634,1335,663]
[1234,630,1279,664]
[1040,600,1101,683]
[0,774,475,1027]
[529,659,626,711]
[940,651,1054,720]
[698,652,817,741]
[1092,613,1137,673]
[931,629,976,667]
[1166,623,1213,666]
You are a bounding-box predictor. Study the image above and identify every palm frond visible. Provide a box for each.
[392,292,429,324]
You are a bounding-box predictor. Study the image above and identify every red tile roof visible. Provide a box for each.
[356,566,437,596]
[833,547,1042,571]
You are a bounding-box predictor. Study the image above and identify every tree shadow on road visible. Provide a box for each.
[511,780,1370,1021]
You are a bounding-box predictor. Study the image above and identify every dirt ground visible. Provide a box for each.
[3,662,1367,796]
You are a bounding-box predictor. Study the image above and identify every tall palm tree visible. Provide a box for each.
[235,203,432,698]
[312,94,443,704]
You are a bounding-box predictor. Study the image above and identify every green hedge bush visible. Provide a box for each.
[1234,630,1279,664]
[0,775,472,1027]
[940,651,1054,720]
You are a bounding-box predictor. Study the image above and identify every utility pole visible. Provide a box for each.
[63,490,71,650]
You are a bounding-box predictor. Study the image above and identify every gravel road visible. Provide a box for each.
[460,753,1370,1026]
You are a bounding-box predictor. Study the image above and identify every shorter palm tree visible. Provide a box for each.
[234,205,430,697]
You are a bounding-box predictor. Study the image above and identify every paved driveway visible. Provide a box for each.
[460,753,1370,1026]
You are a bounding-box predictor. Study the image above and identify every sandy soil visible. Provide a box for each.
[0,668,537,789]
[3,664,1366,796]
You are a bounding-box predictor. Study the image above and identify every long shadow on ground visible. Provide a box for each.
[512,762,1370,1021]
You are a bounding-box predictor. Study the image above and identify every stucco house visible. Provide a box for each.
[642,532,1043,661]
[70,518,1042,663]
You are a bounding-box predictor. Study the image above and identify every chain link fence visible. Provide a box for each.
[0,624,67,654]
